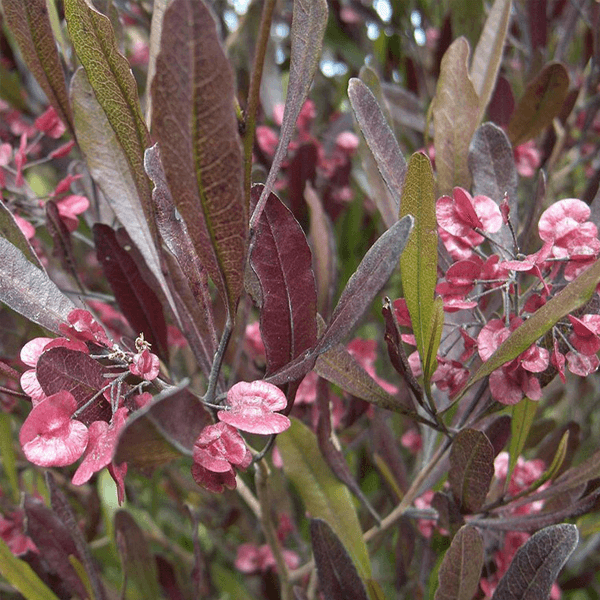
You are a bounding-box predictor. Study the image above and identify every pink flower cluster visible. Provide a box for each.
[191,380,290,493]
[397,189,600,405]
[18,309,160,495]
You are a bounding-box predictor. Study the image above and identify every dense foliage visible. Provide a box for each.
[0,0,599,598]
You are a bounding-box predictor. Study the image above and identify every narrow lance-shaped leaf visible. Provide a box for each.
[507,63,570,147]
[468,123,519,245]
[348,78,406,224]
[250,185,317,375]
[64,0,155,235]
[424,296,444,387]
[0,537,61,600]
[266,215,414,385]
[400,153,438,369]
[449,429,495,513]
[434,525,484,600]
[463,256,600,393]
[152,0,246,315]
[433,37,480,195]
[2,0,74,134]
[94,224,169,362]
[70,69,177,320]
[317,215,414,355]
[252,0,328,226]
[508,398,538,494]
[491,524,578,600]
[114,510,161,599]
[470,0,512,124]
[310,519,369,600]
[0,237,75,334]
[277,418,372,581]
[0,202,43,270]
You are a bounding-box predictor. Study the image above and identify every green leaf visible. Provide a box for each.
[470,0,512,124]
[526,431,569,495]
[64,0,155,239]
[433,37,480,195]
[450,0,484,50]
[2,0,74,133]
[424,296,444,386]
[0,537,61,600]
[434,525,484,600]
[399,153,438,369]
[0,413,19,502]
[507,398,538,493]
[507,63,570,146]
[152,0,247,315]
[463,257,600,393]
[212,563,260,600]
[277,418,371,581]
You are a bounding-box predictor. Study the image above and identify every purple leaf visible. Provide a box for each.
[114,510,161,598]
[491,524,578,600]
[94,224,169,362]
[507,63,570,146]
[316,215,414,355]
[2,0,74,135]
[310,518,369,600]
[23,495,87,599]
[253,0,328,227]
[448,429,494,513]
[348,78,406,225]
[0,238,75,334]
[434,525,483,600]
[115,384,212,473]
[36,347,112,425]
[250,185,317,375]
[151,0,246,316]
[489,76,515,128]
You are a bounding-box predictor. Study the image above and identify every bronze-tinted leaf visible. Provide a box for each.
[433,37,480,195]
[491,524,578,600]
[434,525,484,600]
[114,510,161,599]
[115,384,212,473]
[0,202,43,270]
[70,69,175,317]
[310,519,369,600]
[0,238,75,334]
[250,185,317,375]
[152,0,246,315]
[3,0,73,134]
[449,429,494,513]
[64,0,154,234]
[507,63,570,146]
